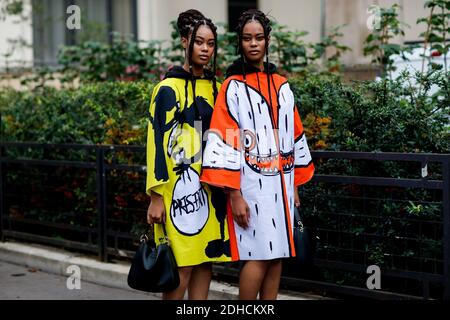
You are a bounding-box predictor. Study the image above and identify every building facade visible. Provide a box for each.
[0,0,430,70]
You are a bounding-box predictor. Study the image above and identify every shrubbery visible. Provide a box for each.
[1,81,152,145]
[2,70,448,153]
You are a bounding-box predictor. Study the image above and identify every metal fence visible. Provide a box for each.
[1,142,449,300]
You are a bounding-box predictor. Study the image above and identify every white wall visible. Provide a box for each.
[0,0,33,69]
[326,0,377,66]
[259,0,322,44]
[403,0,429,43]
[326,0,430,67]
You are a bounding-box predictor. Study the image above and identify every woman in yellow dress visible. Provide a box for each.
[145,9,231,300]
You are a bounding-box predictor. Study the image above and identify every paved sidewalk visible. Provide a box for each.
[0,240,324,300]
[0,260,159,300]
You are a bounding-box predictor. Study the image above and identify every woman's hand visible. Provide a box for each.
[229,189,250,229]
[147,192,166,225]
[294,185,300,208]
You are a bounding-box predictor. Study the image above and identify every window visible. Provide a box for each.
[32,0,137,66]
[228,0,258,32]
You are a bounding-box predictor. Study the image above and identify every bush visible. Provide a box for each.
[290,69,449,153]
[2,70,448,151]
[1,81,152,145]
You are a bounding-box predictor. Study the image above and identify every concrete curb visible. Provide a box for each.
[0,240,321,300]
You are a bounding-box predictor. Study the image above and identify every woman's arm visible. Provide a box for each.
[145,84,179,224]
[227,188,250,230]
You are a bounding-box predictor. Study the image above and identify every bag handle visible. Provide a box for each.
[158,222,170,244]
[140,223,169,245]
[294,206,305,232]
[161,223,168,240]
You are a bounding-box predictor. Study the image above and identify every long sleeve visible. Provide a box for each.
[145,84,179,195]
[200,79,242,190]
[293,105,315,186]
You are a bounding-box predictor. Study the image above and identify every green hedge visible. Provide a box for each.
[289,71,449,153]
[1,81,152,145]
[2,71,448,153]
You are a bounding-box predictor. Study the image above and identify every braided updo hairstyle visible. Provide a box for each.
[236,10,276,111]
[177,9,218,101]
[236,9,272,59]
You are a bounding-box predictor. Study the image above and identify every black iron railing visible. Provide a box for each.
[0,142,449,300]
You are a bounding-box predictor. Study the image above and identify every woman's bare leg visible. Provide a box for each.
[187,262,212,300]
[239,260,270,300]
[162,266,193,300]
[259,259,282,300]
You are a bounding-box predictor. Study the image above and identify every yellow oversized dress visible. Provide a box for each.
[146,66,231,267]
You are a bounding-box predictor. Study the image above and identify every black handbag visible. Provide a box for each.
[127,225,180,292]
[293,206,314,267]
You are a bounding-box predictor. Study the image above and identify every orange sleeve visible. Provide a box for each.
[293,106,315,186]
[201,79,242,190]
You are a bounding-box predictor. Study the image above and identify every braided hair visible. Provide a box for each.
[236,10,276,120]
[177,10,218,102]
[236,9,272,60]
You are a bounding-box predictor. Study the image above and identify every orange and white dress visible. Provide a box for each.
[200,60,314,261]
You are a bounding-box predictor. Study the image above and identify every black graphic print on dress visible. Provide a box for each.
[169,96,214,169]
[205,186,231,258]
[179,96,214,159]
[150,86,178,181]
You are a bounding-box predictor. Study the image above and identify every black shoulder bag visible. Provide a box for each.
[127,224,180,292]
[293,206,315,267]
